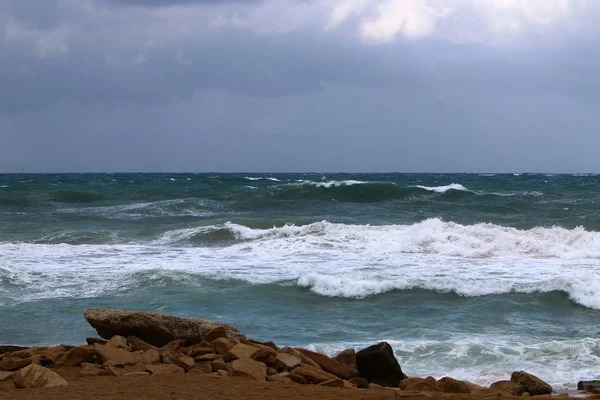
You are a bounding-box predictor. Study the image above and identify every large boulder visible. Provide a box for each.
[355,342,408,387]
[511,371,552,395]
[12,364,68,388]
[84,308,245,347]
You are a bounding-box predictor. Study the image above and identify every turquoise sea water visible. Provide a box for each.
[1,173,599,389]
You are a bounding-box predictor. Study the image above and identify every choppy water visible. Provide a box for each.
[1,173,599,389]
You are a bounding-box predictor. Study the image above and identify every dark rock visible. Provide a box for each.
[0,346,29,355]
[355,342,408,387]
[84,308,245,347]
[348,376,369,389]
[578,380,600,391]
[511,371,552,395]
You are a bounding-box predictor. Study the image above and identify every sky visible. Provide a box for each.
[1,0,599,172]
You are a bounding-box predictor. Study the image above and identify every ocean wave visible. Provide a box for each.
[296,180,370,188]
[308,337,600,390]
[413,183,470,193]
[244,177,281,182]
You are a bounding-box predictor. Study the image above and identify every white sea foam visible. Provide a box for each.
[414,183,469,193]
[244,177,280,181]
[0,185,9,188]
[307,337,600,390]
[244,177,262,181]
[295,180,370,188]
[3,219,600,309]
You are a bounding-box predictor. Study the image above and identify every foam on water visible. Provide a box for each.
[2,219,600,308]
[414,183,470,193]
[308,337,600,390]
[295,180,370,188]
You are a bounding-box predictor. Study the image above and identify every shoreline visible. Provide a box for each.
[1,308,599,399]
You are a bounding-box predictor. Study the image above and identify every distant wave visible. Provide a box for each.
[413,183,470,193]
[244,177,281,182]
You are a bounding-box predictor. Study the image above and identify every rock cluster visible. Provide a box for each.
[0,309,566,396]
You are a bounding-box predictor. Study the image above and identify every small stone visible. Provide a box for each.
[276,353,301,370]
[349,376,369,388]
[146,364,184,375]
[0,371,13,381]
[188,346,215,358]
[103,360,125,368]
[227,344,266,362]
[211,359,228,372]
[318,378,345,388]
[218,369,229,377]
[138,349,161,365]
[127,336,157,352]
[123,371,150,376]
[205,326,228,342]
[437,377,472,393]
[86,337,108,346]
[334,349,357,369]
[12,365,68,388]
[79,364,110,377]
[230,359,267,381]
[160,339,187,353]
[193,354,220,362]
[93,343,136,365]
[291,366,338,384]
[106,335,128,349]
[194,361,212,374]
[404,376,439,392]
[490,380,526,396]
[213,338,237,356]
[289,372,308,384]
[267,375,292,383]
[106,366,125,376]
[297,348,358,380]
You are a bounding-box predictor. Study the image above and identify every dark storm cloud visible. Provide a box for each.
[1,0,600,172]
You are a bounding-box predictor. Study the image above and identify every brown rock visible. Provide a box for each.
[399,377,423,390]
[188,346,215,358]
[146,364,184,375]
[106,335,128,349]
[213,338,238,356]
[0,346,28,355]
[160,339,187,353]
[230,359,267,381]
[437,377,472,393]
[12,364,68,388]
[276,353,301,370]
[349,376,369,388]
[137,349,161,365]
[226,343,266,362]
[194,354,220,362]
[211,359,228,372]
[0,357,31,371]
[511,371,553,395]
[0,371,13,381]
[84,308,245,347]
[334,349,357,369]
[93,343,136,365]
[103,360,125,368]
[579,381,600,391]
[123,371,150,376]
[124,361,148,373]
[289,372,309,384]
[355,342,408,387]
[297,348,358,380]
[9,349,35,359]
[79,364,110,377]
[291,365,339,384]
[175,355,196,371]
[318,378,345,388]
[86,337,108,346]
[245,342,277,365]
[55,346,96,367]
[127,336,157,352]
[490,380,526,396]
[194,361,213,374]
[205,326,228,342]
[404,376,439,392]
[217,369,229,377]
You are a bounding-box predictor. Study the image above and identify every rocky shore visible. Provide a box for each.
[1,308,599,400]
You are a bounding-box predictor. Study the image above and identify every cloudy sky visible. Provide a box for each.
[1,0,599,172]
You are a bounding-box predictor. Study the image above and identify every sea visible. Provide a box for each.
[1,173,599,390]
